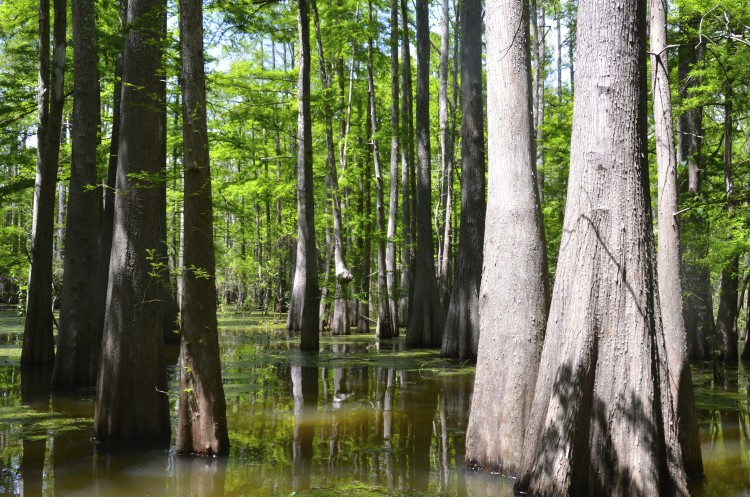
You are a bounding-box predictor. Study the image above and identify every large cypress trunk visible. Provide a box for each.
[53,0,101,387]
[441,0,486,361]
[22,0,66,366]
[649,0,703,475]
[406,0,444,348]
[464,0,548,473]
[94,0,170,447]
[514,0,689,492]
[176,0,229,455]
[287,0,320,351]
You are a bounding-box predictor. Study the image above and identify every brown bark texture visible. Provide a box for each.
[22,0,66,366]
[176,0,229,455]
[514,0,689,493]
[464,0,548,474]
[650,0,703,475]
[54,0,101,388]
[287,0,320,351]
[94,0,170,448]
[441,0,485,361]
[406,0,444,348]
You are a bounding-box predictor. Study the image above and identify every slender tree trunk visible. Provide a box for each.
[367,1,393,339]
[53,0,101,387]
[175,0,229,455]
[357,114,372,335]
[650,0,703,475]
[441,0,486,361]
[386,0,400,337]
[406,0,444,348]
[677,15,712,360]
[515,0,689,491]
[312,0,352,335]
[399,0,415,327]
[94,0,170,447]
[717,78,738,363]
[531,0,545,201]
[22,0,66,366]
[287,0,320,352]
[436,0,454,308]
[465,0,548,473]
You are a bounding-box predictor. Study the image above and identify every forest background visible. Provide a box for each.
[0,0,749,366]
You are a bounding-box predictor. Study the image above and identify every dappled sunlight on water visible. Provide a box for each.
[1,312,750,496]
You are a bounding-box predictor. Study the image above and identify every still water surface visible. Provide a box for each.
[1,312,749,496]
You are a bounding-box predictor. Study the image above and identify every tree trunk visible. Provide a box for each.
[94,0,170,448]
[650,0,703,475]
[514,0,689,492]
[358,114,372,335]
[441,0,485,361]
[287,0,320,352]
[398,0,414,327]
[464,0,548,473]
[677,15,712,361]
[53,0,101,387]
[176,0,229,455]
[22,0,66,366]
[436,0,454,308]
[94,0,124,380]
[312,0,352,336]
[531,0,545,201]
[406,0,444,348]
[386,0,400,337]
[367,3,394,339]
[717,79,738,363]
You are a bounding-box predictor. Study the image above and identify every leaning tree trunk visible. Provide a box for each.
[407,0,444,348]
[386,0,400,336]
[22,0,66,366]
[514,0,689,492]
[650,0,703,475]
[464,0,548,474]
[94,0,170,448]
[53,0,101,387]
[176,0,229,456]
[441,0,486,362]
[398,0,415,327]
[287,0,320,351]
[367,2,394,339]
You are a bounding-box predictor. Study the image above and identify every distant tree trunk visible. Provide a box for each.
[436,0,454,308]
[287,0,320,351]
[367,2,394,339]
[358,113,373,335]
[22,0,66,366]
[399,0,414,327]
[677,16,712,360]
[53,0,101,387]
[441,0,486,361]
[531,0,545,201]
[650,0,703,475]
[406,0,444,347]
[312,0,352,336]
[464,0,548,473]
[717,78,738,363]
[176,0,229,456]
[94,0,170,448]
[386,0,400,336]
[514,0,689,491]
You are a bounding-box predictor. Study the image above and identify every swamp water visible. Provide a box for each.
[0,311,749,496]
